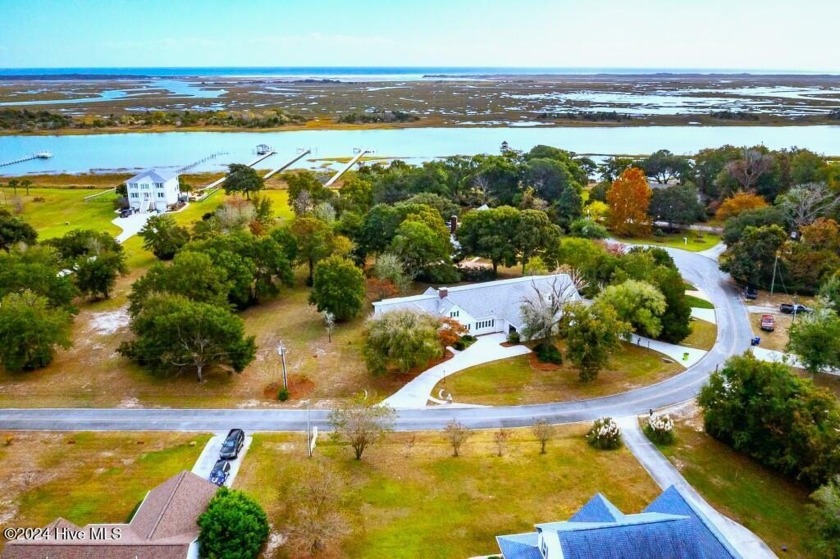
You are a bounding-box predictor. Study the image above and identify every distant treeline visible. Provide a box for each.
[337,110,419,124]
[0,108,307,131]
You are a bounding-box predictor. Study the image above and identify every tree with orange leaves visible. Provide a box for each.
[716,191,768,221]
[438,316,468,348]
[607,167,652,237]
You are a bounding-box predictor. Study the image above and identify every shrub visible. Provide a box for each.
[198,488,269,559]
[452,334,478,350]
[644,413,675,445]
[534,342,563,364]
[277,387,290,401]
[507,331,521,344]
[586,417,622,450]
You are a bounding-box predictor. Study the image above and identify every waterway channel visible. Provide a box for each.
[2,125,839,176]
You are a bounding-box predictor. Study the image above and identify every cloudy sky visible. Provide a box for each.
[1,0,838,71]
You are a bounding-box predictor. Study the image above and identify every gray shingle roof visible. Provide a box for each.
[126,168,178,183]
[372,274,580,330]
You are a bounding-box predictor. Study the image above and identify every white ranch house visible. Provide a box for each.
[372,274,581,339]
[125,168,180,213]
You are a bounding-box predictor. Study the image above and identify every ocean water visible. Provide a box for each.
[0,67,835,81]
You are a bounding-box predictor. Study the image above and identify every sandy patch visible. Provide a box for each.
[86,308,130,335]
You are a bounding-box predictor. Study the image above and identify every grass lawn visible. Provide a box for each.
[614,231,722,252]
[749,312,792,352]
[9,188,122,240]
[235,427,661,559]
[0,432,208,533]
[435,342,685,406]
[658,421,813,558]
[685,294,714,309]
[681,319,717,351]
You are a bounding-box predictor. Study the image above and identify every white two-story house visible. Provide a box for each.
[125,168,180,213]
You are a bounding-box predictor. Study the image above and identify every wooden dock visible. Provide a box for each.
[194,150,277,201]
[325,149,370,187]
[264,149,312,179]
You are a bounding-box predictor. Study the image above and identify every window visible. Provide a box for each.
[130,193,138,199]
[155,182,164,189]
[157,192,165,198]
[474,319,496,330]
[141,184,149,190]
[450,310,459,318]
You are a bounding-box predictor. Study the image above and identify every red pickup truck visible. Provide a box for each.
[760,314,775,332]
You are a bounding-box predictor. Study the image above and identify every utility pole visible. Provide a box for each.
[303,399,312,458]
[770,252,780,296]
[277,344,288,390]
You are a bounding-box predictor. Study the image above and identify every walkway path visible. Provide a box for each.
[628,333,707,368]
[617,416,775,559]
[382,333,530,409]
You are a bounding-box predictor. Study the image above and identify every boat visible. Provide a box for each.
[255,144,272,155]
[35,151,53,159]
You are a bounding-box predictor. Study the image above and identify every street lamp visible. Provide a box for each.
[277,343,288,390]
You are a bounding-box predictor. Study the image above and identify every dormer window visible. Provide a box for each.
[450,310,459,318]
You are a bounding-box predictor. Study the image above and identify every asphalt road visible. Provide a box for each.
[0,248,751,433]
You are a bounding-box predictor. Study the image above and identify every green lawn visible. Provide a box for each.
[437,342,684,405]
[235,428,661,559]
[685,294,715,309]
[615,231,722,252]
[658,423,813,558]
[12,188,121,240]
[2,432,208,530]
[681,319,717,351]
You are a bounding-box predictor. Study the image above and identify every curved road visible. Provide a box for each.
[0,248,752,432]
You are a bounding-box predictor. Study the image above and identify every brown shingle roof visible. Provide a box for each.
[3,471,219,559]
[130,470,218,541]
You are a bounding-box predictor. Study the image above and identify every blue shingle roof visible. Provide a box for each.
[645,486,740,559]
[568,493,625,523]
[496,533,541,559]
[496,486,738,559]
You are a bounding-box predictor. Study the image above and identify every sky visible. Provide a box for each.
[1,0,839,71]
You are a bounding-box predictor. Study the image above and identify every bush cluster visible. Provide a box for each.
[699,354,840,486]
[643,413,675,445]
[534,342,563,364]
[586,417,622,450]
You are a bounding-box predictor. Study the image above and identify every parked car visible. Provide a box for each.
[780,303,813,314]
[209,459,231,486]
[744,286,758,300]
[220,428,245,460]
[119,208,133,218]
[760,314,775,332]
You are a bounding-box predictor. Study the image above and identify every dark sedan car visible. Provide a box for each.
[220,428,245,460]
[209,459,231,486]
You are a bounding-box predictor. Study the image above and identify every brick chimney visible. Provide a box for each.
[439,287,448,299]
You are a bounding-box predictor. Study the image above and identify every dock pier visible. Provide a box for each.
[194,150,277,201]
[264,149,312,179]
[325,149,371,187]
[0,151,53,168]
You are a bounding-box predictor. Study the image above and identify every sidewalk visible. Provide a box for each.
[617,416,775,559]
[628,334,707,368]
[382,333,531,409]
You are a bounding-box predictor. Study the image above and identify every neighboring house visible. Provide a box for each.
[125,168,180,213]
[3,471,218,559]
[372,274,580,339]
[496,486,740,559]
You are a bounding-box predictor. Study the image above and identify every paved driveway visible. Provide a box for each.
[112,212,153,243]
[191,432,253,488]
